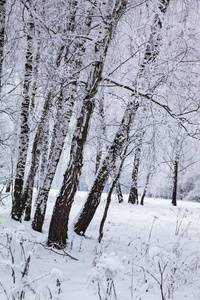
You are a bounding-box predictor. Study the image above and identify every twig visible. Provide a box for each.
[21,255,31,278]
[38,242,78,261]
[148,216,158,243]
[0,282,9,300]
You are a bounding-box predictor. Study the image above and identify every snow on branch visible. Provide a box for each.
[102,76,200,138]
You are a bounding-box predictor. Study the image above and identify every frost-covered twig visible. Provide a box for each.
[141,263,167,300]
[173,209,187,235]
[148,216,158,243]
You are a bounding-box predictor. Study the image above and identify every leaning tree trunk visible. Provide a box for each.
[24,0,81,222]
[11,15,34,221]
[48,0,128,248]
[47,61,106,246]
[31,1,96,232]
[23,44,72,222]
[74,0,170,236]
[32,84,75,231]
[24,51,76,223]
[74,100,139,236]
[48,94,96,248]
[172,154,179,206]
[23,44,42,221]
[23,92,51,221]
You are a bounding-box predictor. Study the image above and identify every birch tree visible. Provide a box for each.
[47,0,128,248]
[22,1,79,221]
[74,0,171,236]
[11,3,35,221]
[10,0,89,222]
[30,0,99,231]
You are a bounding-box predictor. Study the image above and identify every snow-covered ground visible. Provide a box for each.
[0,189,200,300]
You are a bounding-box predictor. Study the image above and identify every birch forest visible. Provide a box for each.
[1,0,200,250]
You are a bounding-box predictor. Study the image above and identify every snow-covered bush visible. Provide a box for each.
[89,252,124,299]
[0,226,63,300]
[132,241,200,300]
[0,226,35,299]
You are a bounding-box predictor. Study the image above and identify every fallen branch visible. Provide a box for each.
[37,242,78,261]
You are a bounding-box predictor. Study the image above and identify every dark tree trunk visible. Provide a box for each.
[0,0,6,93]
[48,97,95,247]
[74,155,111,238]
[5,179,11,193]
[116,182,123,203]
[11,17,34,221]
[95,141,103,175]
[74,101,139,236]
[128,146,141,205]
[172,156,179,206]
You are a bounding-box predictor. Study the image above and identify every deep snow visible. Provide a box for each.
[0,189,200,299]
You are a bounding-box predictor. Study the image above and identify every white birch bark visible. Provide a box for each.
[11,11,34,221]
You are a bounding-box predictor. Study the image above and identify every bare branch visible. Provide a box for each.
[102,77,200,138]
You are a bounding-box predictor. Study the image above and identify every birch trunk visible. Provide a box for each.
[32,85,75,231]
[48,94,96,247]
[23,92,51,221]
[11,15,34,221]
[48,0,128,248]
[0,0,6,93]
[31,0,97,232]
[95,98,106,174]
[22,0,80,221]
